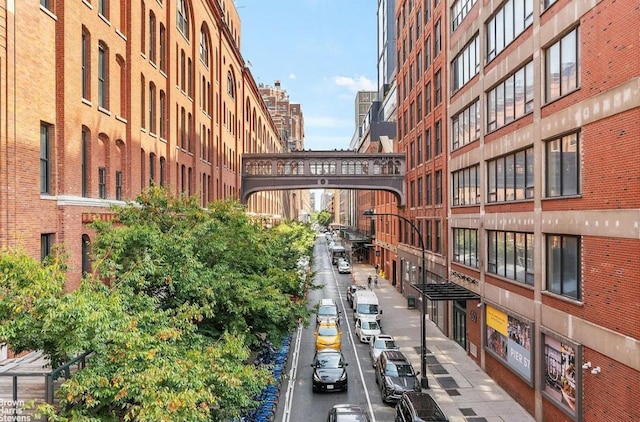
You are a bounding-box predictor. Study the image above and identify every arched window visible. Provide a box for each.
[177,0,190,40]
[149,11,156,62]
[200,26,210,66]
[98,41,109,109]
[82,235,92,276]
[227,70,235,99]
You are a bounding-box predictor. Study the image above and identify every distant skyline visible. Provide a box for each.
[237,0,378,151]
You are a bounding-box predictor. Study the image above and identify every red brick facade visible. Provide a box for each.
[0,1,285,288]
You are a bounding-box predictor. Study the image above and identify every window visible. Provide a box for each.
[200,27,210,66]
[159,157,166,187]
[453,228,478,267]
[159,24,166,71]
[425,128,432,160]
[486,0,533,61]
[40,0,51,10]
[82,235,92,275]
[434,70,442,105]
[98,0,109,19]
[115,170,122,200]
[410,180,416,207]
[82,127,89,197]
[416,92,422,122]
[434,19,441,56]
[410,141,416,168]
[452,165,479,206]
[426,174,432,205]
[452,99,480,150]
[452,35,479,92]
[425,36,431,69]
[98,167,107,199]
[424,0,431,22]
[149,83,156,133]
[149,153,156,185]
[487,61,533,132]
[149,12,156,62]
[417,177,423,206]
[545,27,579,102]
[417,134,423,165]
[546,235,580,300]
[82,28,90,100]
[488,231,534,285]
[487,147,534,202]
[426,220,432,250]
[177,0,189,39]
[98,41,109,109]
[425,81,432,114]
[140,74,145,128]
[159,90,166,138]
[227,71,235,99]
[41,234,54,262]
[435,170,442,204]
[435,220,442,253]
[40,123,52,194]
[435,120,442,155]
[451,0,478,32]
[546,132,580,197]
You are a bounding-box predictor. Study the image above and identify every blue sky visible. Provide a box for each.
[237,0,378,151]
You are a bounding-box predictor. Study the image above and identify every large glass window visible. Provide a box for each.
[546,132,580,197]
[545,27,579,102]
[451,0,478,32]
[487,61,533,132]
[488,231,534,285]
[453,228,478,267]
[452,165,479,206]
[177,0,189,39]
[487,147,534,203]
[435,170,442,204]
[486,0,533,61]
[452,34,479,92]
[452,99,479,150]
[546,235,581,300]
[82,28,90,100]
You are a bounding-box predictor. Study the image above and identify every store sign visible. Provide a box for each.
[485,305,533,383]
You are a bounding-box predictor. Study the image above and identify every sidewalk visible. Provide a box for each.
[351,263,535,422]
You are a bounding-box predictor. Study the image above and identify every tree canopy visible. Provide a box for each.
[0,187,316,421]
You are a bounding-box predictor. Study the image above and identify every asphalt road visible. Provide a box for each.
[275,236,395,422]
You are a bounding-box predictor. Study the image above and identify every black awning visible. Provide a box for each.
[411,283,480,301]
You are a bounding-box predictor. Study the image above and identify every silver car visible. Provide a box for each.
[368,334,399,366]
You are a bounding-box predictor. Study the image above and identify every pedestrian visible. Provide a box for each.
[374,274,378,288]
[367,275,372,289]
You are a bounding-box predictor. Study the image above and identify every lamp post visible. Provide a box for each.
[363,209,429,389]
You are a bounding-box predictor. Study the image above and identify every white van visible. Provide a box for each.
[353,290,382,325]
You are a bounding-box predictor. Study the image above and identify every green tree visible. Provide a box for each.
[0,187,316,421]
[314,210,333,228]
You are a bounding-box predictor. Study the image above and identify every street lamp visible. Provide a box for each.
[363,209,429,389]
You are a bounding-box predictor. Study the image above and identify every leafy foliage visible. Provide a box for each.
[0,187,316,420]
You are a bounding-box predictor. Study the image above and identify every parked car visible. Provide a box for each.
[346,285,366,306]
[369,334,400,366]
[315,321,342,351]
[375,350,421,403]
[355,319,381,343]
[394,391,449,422]
[327,404,372,422]
[316,298,341,325]
[338,260,352,274]
[311,349,349,392]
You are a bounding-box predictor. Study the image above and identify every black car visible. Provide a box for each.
[395,391,449,421]
[327,404,372,422]
[311,349,349,392]
[375,350,421,403]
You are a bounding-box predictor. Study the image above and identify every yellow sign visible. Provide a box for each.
[486,305,508,336]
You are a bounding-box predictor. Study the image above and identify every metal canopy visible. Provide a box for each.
[411,283,480,301]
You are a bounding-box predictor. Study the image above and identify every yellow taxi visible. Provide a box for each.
[315,320,342,351]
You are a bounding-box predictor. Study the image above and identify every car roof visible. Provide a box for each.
[401,392,448,421]
[374,334,394,340]
[331,404,371,421]
[320,298,337,306]
[380,350,409,362]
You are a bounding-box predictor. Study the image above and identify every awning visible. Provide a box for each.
[411,283,480,301]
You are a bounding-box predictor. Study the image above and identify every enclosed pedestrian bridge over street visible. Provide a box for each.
[241,151,406,206]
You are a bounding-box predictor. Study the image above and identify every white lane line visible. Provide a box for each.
[330,262,377,422]
[281,324,303,422]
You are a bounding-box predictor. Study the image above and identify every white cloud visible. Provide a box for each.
[289,73,297,79]
[332,75,376,92]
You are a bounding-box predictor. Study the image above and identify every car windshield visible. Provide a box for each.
[362,321,379,330]
[318,326,339,336]
[318,306,338,316]
[375,339,397,349]
[385,362,415,377]
[315,354,342,369]
[356,304,379,314]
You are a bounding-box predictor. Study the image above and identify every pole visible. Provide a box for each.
[363,210,429,389]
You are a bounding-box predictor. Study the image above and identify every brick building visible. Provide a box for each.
[0,1,285,299]
[382,0,639,421]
